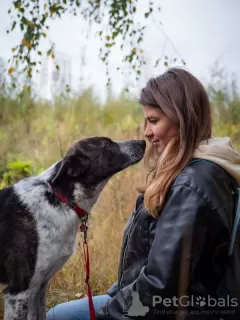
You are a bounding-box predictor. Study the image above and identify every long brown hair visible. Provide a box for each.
[139,67,212,218]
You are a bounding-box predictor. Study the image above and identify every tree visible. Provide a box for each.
[7,0,185,87]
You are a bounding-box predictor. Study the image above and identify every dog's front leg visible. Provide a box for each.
[38,280,50,320]
[3,289,29,320]
[29,280,50,320]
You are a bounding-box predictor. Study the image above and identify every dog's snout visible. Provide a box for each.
[131,139,146,152]
[139,140,146,149]
[116,139,146,168]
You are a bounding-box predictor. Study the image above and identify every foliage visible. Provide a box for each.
[7,0,153,83]
[0,160,43,189]
[6,0,185,87]
[208,63,240,142]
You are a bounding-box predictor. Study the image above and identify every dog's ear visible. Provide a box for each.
[52,154,90,183]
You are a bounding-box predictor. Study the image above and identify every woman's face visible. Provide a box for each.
[143,105,178,154]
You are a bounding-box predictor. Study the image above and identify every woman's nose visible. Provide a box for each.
[144,124,153,139]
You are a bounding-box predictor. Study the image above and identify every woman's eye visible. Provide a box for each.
[149,119,158,124]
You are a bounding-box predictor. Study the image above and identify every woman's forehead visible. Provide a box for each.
[143,105,164,117]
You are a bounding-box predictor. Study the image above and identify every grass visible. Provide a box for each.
[0,90,148,315]
[0,86,239,316]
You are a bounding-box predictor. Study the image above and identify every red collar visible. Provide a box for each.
[48,183,87,218]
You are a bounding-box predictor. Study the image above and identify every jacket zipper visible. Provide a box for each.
[118,210,137,290]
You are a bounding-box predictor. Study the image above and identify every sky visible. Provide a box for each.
[0,0,239,102]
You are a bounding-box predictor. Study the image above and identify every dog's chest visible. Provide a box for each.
[37,205,79,259]
[31,205,80,283]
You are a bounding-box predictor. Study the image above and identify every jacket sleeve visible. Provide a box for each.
[106,281,118,297]
[96,184,211,319]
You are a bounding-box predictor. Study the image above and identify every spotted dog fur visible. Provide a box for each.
[0,137,146,320]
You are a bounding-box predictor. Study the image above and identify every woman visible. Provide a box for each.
[47,67,240,319]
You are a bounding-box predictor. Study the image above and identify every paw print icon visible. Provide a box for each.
[195,296,206,307]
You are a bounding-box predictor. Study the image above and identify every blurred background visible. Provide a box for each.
[0,0,239,315]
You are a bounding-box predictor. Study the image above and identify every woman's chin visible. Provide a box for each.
[153,143,163,153]
[152,145,162,156]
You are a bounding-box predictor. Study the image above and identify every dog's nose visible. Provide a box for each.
[138,140,146,150]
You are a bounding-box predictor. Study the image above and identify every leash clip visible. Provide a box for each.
[80,220,88,243]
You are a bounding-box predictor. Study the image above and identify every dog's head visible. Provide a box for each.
[50,137,146,211]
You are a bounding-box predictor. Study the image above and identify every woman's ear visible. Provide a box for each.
[52,154,90,184]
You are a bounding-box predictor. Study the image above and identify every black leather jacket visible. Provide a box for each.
[96,159,238,319]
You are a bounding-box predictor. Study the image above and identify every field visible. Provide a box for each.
[0,84,239,315]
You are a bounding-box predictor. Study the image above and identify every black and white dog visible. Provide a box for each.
[0,136,146,320]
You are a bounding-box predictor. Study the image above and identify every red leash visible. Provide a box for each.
[80,222,96,320]
[48,183,96,320]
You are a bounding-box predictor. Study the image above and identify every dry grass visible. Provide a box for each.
[0,89,239,316]
[0,91,148,315]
